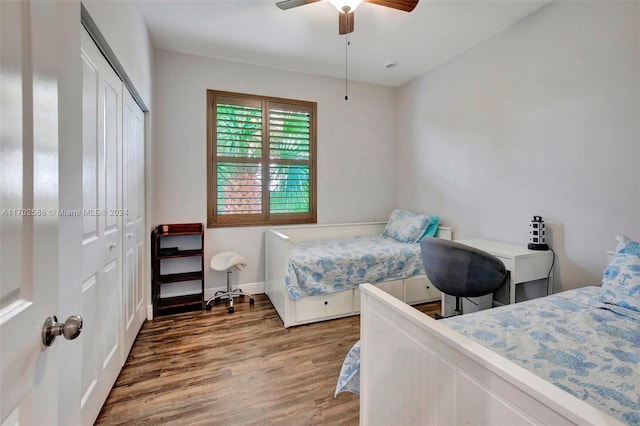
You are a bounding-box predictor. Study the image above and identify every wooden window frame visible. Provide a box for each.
[207,90,317,228]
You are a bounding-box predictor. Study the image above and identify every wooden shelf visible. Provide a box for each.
[156,223,203,236]
[152,223,205,317]
[157,249,203,259]
[156,271,203,284]
[157,231,203,237]
[155,294,203,315]
[157,293,202,308]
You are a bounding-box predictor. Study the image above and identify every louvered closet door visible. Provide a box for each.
[80,27,124,425]
[122,88,145,357]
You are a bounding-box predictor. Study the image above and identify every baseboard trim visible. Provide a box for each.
[204,281,265,300]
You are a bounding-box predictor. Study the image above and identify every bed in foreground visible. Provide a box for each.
[339,236,640,425]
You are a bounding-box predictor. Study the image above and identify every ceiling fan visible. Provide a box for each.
[276,0,419,35]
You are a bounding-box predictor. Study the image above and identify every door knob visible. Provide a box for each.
[108,242,117,250]
[42,315,83,347]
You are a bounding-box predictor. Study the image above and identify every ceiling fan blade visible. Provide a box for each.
[364,0,419,12]
[338,11,355,35]
[276,0,322,10]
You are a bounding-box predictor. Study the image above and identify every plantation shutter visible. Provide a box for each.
[208,91,316,227]
[215,97,263,216]
[269,102,311,214]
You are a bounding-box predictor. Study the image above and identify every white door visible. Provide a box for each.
[122,89,146,357]
[0,1,64,423]
[80,28,124,425]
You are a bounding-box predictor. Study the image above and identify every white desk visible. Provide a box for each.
[456,239,554,305]
[440,239,554,315]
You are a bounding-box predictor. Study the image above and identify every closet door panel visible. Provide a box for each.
[103,83,120,233]
[122,88,146,357]
[80,27,123,426]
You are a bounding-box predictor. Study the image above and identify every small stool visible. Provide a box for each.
[205,251,254,313]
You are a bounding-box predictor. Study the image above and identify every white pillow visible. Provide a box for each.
[382,209,433,244]
[600,235,640,312]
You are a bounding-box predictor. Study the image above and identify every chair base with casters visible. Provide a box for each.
[205,251,254,314]
[420,237,508,320]
[434,295,464,320]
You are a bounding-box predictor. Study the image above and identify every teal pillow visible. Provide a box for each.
[421,215,439,239]
[382,209,432,244]
[600,235,640,312]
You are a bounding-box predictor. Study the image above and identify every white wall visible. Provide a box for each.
[396,1,640,292]
[82,0,153,107]
[153,50,397,291]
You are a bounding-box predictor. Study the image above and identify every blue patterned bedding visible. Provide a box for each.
[285,236,423,300]
[335,286,640,425]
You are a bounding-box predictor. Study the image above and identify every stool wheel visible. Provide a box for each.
[214,297,220,304]
[228,306,234,314]
[249,298,255,306]
[205,304,212,311]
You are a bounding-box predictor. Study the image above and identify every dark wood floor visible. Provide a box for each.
[95,294,440,425]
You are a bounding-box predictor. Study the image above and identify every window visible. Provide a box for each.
[207,90,317,227]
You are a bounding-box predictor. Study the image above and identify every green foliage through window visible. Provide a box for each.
[208,91,316,227]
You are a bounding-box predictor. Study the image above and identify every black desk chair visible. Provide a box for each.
[420,237,508,318]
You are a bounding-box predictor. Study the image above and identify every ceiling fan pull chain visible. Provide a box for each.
[345,35,350,101]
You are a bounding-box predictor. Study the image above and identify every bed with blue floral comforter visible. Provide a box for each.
[335,286,640,425]
[284,236,423,300]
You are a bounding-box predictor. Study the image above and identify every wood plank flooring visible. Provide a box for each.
[95,294,440,425]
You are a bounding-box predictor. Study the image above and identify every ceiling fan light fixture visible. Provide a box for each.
[329,0,364,13]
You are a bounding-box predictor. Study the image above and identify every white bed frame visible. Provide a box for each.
[359,283,624,426]
[265,222,452,328]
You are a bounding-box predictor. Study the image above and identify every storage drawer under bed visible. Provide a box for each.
[353,276,442,312]
[294,290,354,323]
[405,275,442,304]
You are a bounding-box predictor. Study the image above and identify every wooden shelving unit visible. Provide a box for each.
[151,223,204,317]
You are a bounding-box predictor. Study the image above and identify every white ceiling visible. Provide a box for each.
[138,0,551,87]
